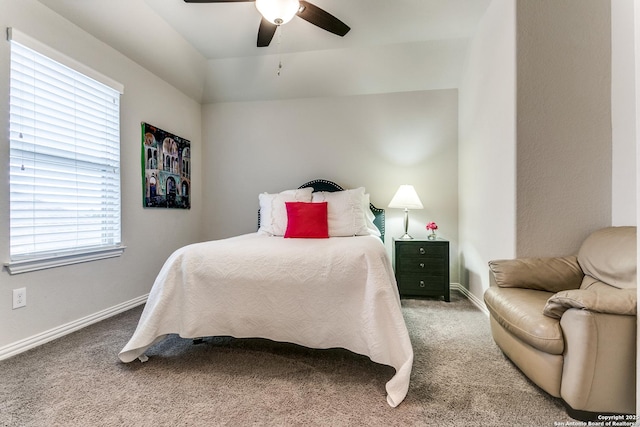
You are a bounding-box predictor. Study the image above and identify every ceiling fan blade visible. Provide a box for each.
[296,1,350,37]
[257,18,278,47]
[183,0,253,3]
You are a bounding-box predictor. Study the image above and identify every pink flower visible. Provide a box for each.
[426,221,438,231]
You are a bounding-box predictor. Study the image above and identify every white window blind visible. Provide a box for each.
[7,31,124,273]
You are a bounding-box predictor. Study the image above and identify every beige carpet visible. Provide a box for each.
[0,291,570,426]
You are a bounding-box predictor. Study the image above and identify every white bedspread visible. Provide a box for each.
[119,233,413,407]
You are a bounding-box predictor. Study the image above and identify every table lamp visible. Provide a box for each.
[388,185,424,240]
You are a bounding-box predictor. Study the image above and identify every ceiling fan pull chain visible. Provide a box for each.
[276,27,283,76]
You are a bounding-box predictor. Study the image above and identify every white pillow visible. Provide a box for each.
[259,187,314,236]
[364,193,381,237]
[311,187,370,237]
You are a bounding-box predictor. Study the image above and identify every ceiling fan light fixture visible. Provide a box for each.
[255,0,300,25]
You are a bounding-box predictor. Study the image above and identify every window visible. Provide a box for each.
[6,29,124,274]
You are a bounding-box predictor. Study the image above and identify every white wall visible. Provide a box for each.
[458,0,517,300]
[516,0,612,256]
[459,0,624,305]
[0,0,203,350]
[201,90,460,282]
[612,0,637,226]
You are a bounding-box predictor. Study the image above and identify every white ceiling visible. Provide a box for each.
[36,0,491,103]
[144,0,491,59]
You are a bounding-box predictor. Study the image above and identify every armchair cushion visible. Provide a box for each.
[484,287,564,354]
[488,256,583,293]
[543,288,637,319]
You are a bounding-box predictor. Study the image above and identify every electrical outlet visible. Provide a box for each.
[12,288,26,309]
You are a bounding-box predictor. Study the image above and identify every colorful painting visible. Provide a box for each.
[142,122,191,209]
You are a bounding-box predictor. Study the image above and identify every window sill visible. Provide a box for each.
[4,246,126,275]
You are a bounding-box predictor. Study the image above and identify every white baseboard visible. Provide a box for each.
[1,285,486,361]
[0,294,148,361]
[451,283,489,316]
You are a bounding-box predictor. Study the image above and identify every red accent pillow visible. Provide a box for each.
[284,202,329,238]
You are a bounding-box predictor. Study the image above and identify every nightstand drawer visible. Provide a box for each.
[397,275,445,294]
[397,258,445,275]
[396,243,446,258]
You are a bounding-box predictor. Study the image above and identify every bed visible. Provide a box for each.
[119,179,414,407]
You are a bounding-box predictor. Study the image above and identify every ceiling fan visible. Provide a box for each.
[183,0,350,47]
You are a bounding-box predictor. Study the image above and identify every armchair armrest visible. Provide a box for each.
[543,288,637,319]
[559,308,637,413]
[488,256,583,292]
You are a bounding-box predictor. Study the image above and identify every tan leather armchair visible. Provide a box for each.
[484,226,637,420]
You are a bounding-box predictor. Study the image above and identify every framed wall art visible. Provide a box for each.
[141,122,191,209]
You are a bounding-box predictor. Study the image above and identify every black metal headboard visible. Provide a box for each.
[298,179,385,241]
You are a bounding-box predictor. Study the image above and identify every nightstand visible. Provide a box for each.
[393,238,450,302]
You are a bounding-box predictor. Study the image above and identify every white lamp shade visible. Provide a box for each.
[255,0,300,25]
[388,185,424,209]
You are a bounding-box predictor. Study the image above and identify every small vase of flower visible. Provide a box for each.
[426,222,438,240]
